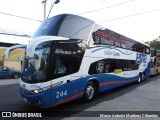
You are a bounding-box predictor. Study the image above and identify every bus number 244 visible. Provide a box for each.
[56,90,67,98]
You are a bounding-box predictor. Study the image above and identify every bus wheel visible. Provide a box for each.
[137,73,142,83]
[83,81,96,102]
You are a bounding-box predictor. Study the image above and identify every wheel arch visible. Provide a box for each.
[82,77,100,102]
[85,77,100,94]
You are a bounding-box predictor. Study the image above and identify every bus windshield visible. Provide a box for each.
[21,40,84,83]
[22,47,50,83]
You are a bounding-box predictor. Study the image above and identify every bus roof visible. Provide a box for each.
[32,14,95,41]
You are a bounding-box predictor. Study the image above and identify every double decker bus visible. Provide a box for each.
[6,14,150,108]
[150,48,160,76]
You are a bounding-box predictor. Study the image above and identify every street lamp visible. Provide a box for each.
[42,0,47,21]
[47,0,60,19]
[42,0,60,21]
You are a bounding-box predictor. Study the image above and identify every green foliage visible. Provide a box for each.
[144,39,160,50]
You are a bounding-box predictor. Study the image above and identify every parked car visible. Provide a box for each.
[0,66,21,79]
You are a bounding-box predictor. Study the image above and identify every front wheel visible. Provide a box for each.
[83,81,96,102]
[13,74,19,79]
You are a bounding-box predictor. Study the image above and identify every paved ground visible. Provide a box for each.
[62,76,160,120]
[0,76,160,120]
[0,78,19,86]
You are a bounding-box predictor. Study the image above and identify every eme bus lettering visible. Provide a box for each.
[136,53,147,64]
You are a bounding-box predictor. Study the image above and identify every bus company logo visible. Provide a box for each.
[136,53,147,64]
[96,61,105,73]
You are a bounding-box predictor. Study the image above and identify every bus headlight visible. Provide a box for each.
[31,86,51,94]
[32,89,43,94]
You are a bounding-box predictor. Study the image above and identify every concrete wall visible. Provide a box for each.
[0,48,5,61]
[0,61,3,66]
[5,49,25,61]
[0,47,25,72]
[4,61,22,71]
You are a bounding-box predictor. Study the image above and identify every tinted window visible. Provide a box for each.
[32,14,66,38]
[2,67,8,71]
[88,59,114,74]
[52,42,84,79]
[32,14,94,42]
[114,59,127,70]
[88,59,139,75]
[21,42,51,84]
[127,60,139,70]
[58,15,94,41]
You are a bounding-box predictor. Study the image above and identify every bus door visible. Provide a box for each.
[50,41,84,105]
[50,46,72,105]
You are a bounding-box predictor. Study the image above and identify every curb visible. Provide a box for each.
[0,79,19,86]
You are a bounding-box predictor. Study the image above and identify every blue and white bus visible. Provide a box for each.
[6,14,150,108]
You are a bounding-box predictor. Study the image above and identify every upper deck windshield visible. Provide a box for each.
[22,42,51,83]
[32,14,94,42]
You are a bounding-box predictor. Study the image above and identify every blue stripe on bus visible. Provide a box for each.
[20,74,138,108]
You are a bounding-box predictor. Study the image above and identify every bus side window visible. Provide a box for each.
[114,59,127,71]
[127,60,139,70]
[88,59,114,75]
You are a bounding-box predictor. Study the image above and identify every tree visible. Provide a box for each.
[144,38,160,50]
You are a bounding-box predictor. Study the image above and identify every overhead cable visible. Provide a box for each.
[77,0,135,15]
[0,11,42,22]
[99,8,160,23]
[0,32,31,38]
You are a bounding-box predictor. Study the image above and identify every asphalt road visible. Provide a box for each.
[0,75,160,120]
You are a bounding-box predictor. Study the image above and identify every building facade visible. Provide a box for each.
[0,42,25,72]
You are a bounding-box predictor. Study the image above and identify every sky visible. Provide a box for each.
[0,0,160,44]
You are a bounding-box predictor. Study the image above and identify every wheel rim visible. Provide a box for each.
[138,75,141,83]
[86,84,95,100]
[14,74,18,79]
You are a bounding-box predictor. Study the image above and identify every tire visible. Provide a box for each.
[83,81,96,102]
[13,74,19,79]
[142,73,146,81]
[137,73,142,83]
